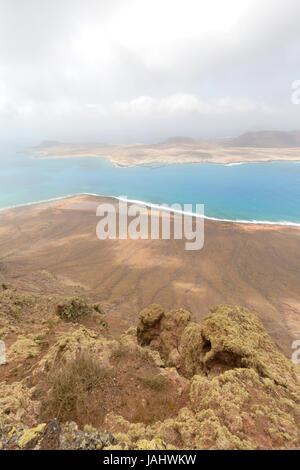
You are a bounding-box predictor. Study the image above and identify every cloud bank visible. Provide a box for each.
[0,0,300,144]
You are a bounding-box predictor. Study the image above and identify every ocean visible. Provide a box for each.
[0,145,300,225]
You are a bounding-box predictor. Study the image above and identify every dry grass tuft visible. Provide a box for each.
[138,373,169,391]
[42,351,110,421]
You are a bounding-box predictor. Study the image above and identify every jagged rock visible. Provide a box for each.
[138,304,298,389]
[190,368,300,449]
[137,305,191,366]
[0,420,118,450]
[38,420,61,449]
[1,287,299,450]
[119,326,165,367]
[178,322,204,377]
[199,305,298,387]
[152,309,191,361]
[137,304,164,346]
[0,382,40,428]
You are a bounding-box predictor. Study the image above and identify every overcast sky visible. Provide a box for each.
[0,0,300,144]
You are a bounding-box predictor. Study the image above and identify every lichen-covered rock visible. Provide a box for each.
[152,309,191,362]
[104,407,202,450]
[56,297,101,322]
[0,420,118,450]
[0,287,60,327]
[137,305,191,366]
[7,335,40,361]
[134,438,173,450]
[190,368,300,449]
[137,304,164,346]
[200,305,298,388]
[0,382,40,428]
[1,291,299,450]
[33,326,117,376]
[119,326,165,367]
[177,322,204,377]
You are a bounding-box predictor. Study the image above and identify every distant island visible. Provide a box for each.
[33,130,300,167]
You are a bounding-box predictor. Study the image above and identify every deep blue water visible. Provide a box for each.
[0,146,300,225]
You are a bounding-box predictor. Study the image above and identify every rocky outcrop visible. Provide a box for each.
[0,419,175,450]
[137,304,165,346]
[0,286,299,450]
[0,421,118,450]
[56,298,103,322]
[0,381,40,428]
[33,326,117,377]
[137,305,191,366]
[137,303,298,389]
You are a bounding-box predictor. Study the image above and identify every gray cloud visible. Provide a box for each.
[0,0,300,144]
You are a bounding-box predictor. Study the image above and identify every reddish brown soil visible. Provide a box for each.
[0,194,299,356]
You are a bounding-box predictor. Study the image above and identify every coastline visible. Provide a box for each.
[31,140,300,167]
[1,192,300,228]
[32,153,300,168]
[34,153,300,168]
[1,192,299,354]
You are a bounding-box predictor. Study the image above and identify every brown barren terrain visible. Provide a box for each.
[0,194,299,357]
[33,134,300,167]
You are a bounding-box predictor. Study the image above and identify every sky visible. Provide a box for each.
[0,0,300,144]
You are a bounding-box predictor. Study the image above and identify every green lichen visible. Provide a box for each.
[18,423,46,449]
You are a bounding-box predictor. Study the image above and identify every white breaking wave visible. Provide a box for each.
[1,192,299,227]
[223,162,247,166]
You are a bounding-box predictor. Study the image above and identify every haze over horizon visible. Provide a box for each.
[1,0,300,145]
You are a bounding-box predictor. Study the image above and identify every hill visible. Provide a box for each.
[225,130,300,147]
[0,285,299,450]
[159,136,197,145]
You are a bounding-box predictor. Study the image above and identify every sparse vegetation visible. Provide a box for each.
[138,373,169,391]
[42,351,111,421]
[56,298,90,322]
[132,396,178,425]
[0,287,299,450]
[111,344,128,360]
[9,367,19,376]
[56,298,106,324]
[92,304,103,314]
[44,317,56,333]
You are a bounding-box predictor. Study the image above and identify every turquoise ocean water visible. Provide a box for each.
[0,146,300,225]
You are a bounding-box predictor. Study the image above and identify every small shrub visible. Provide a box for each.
[42,351,110,421]
[56,298,105,323]
[45,318,56,333]
[56,298,90,322]
[92,304,102,314]
[34,334,45,341]
[111,344,128,360]
[10,367,19,376]
[132,396,178,424]
[138,373,169,391]
[10,308,21,321]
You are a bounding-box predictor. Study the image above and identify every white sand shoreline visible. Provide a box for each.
[1,192,300,228]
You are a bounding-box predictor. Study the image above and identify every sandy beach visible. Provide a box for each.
[0,194,299,356]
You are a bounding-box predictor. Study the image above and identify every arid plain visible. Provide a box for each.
[33,135,300,167]
[0,194,299,357]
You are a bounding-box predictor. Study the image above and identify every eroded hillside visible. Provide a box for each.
[0,284,299,450]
